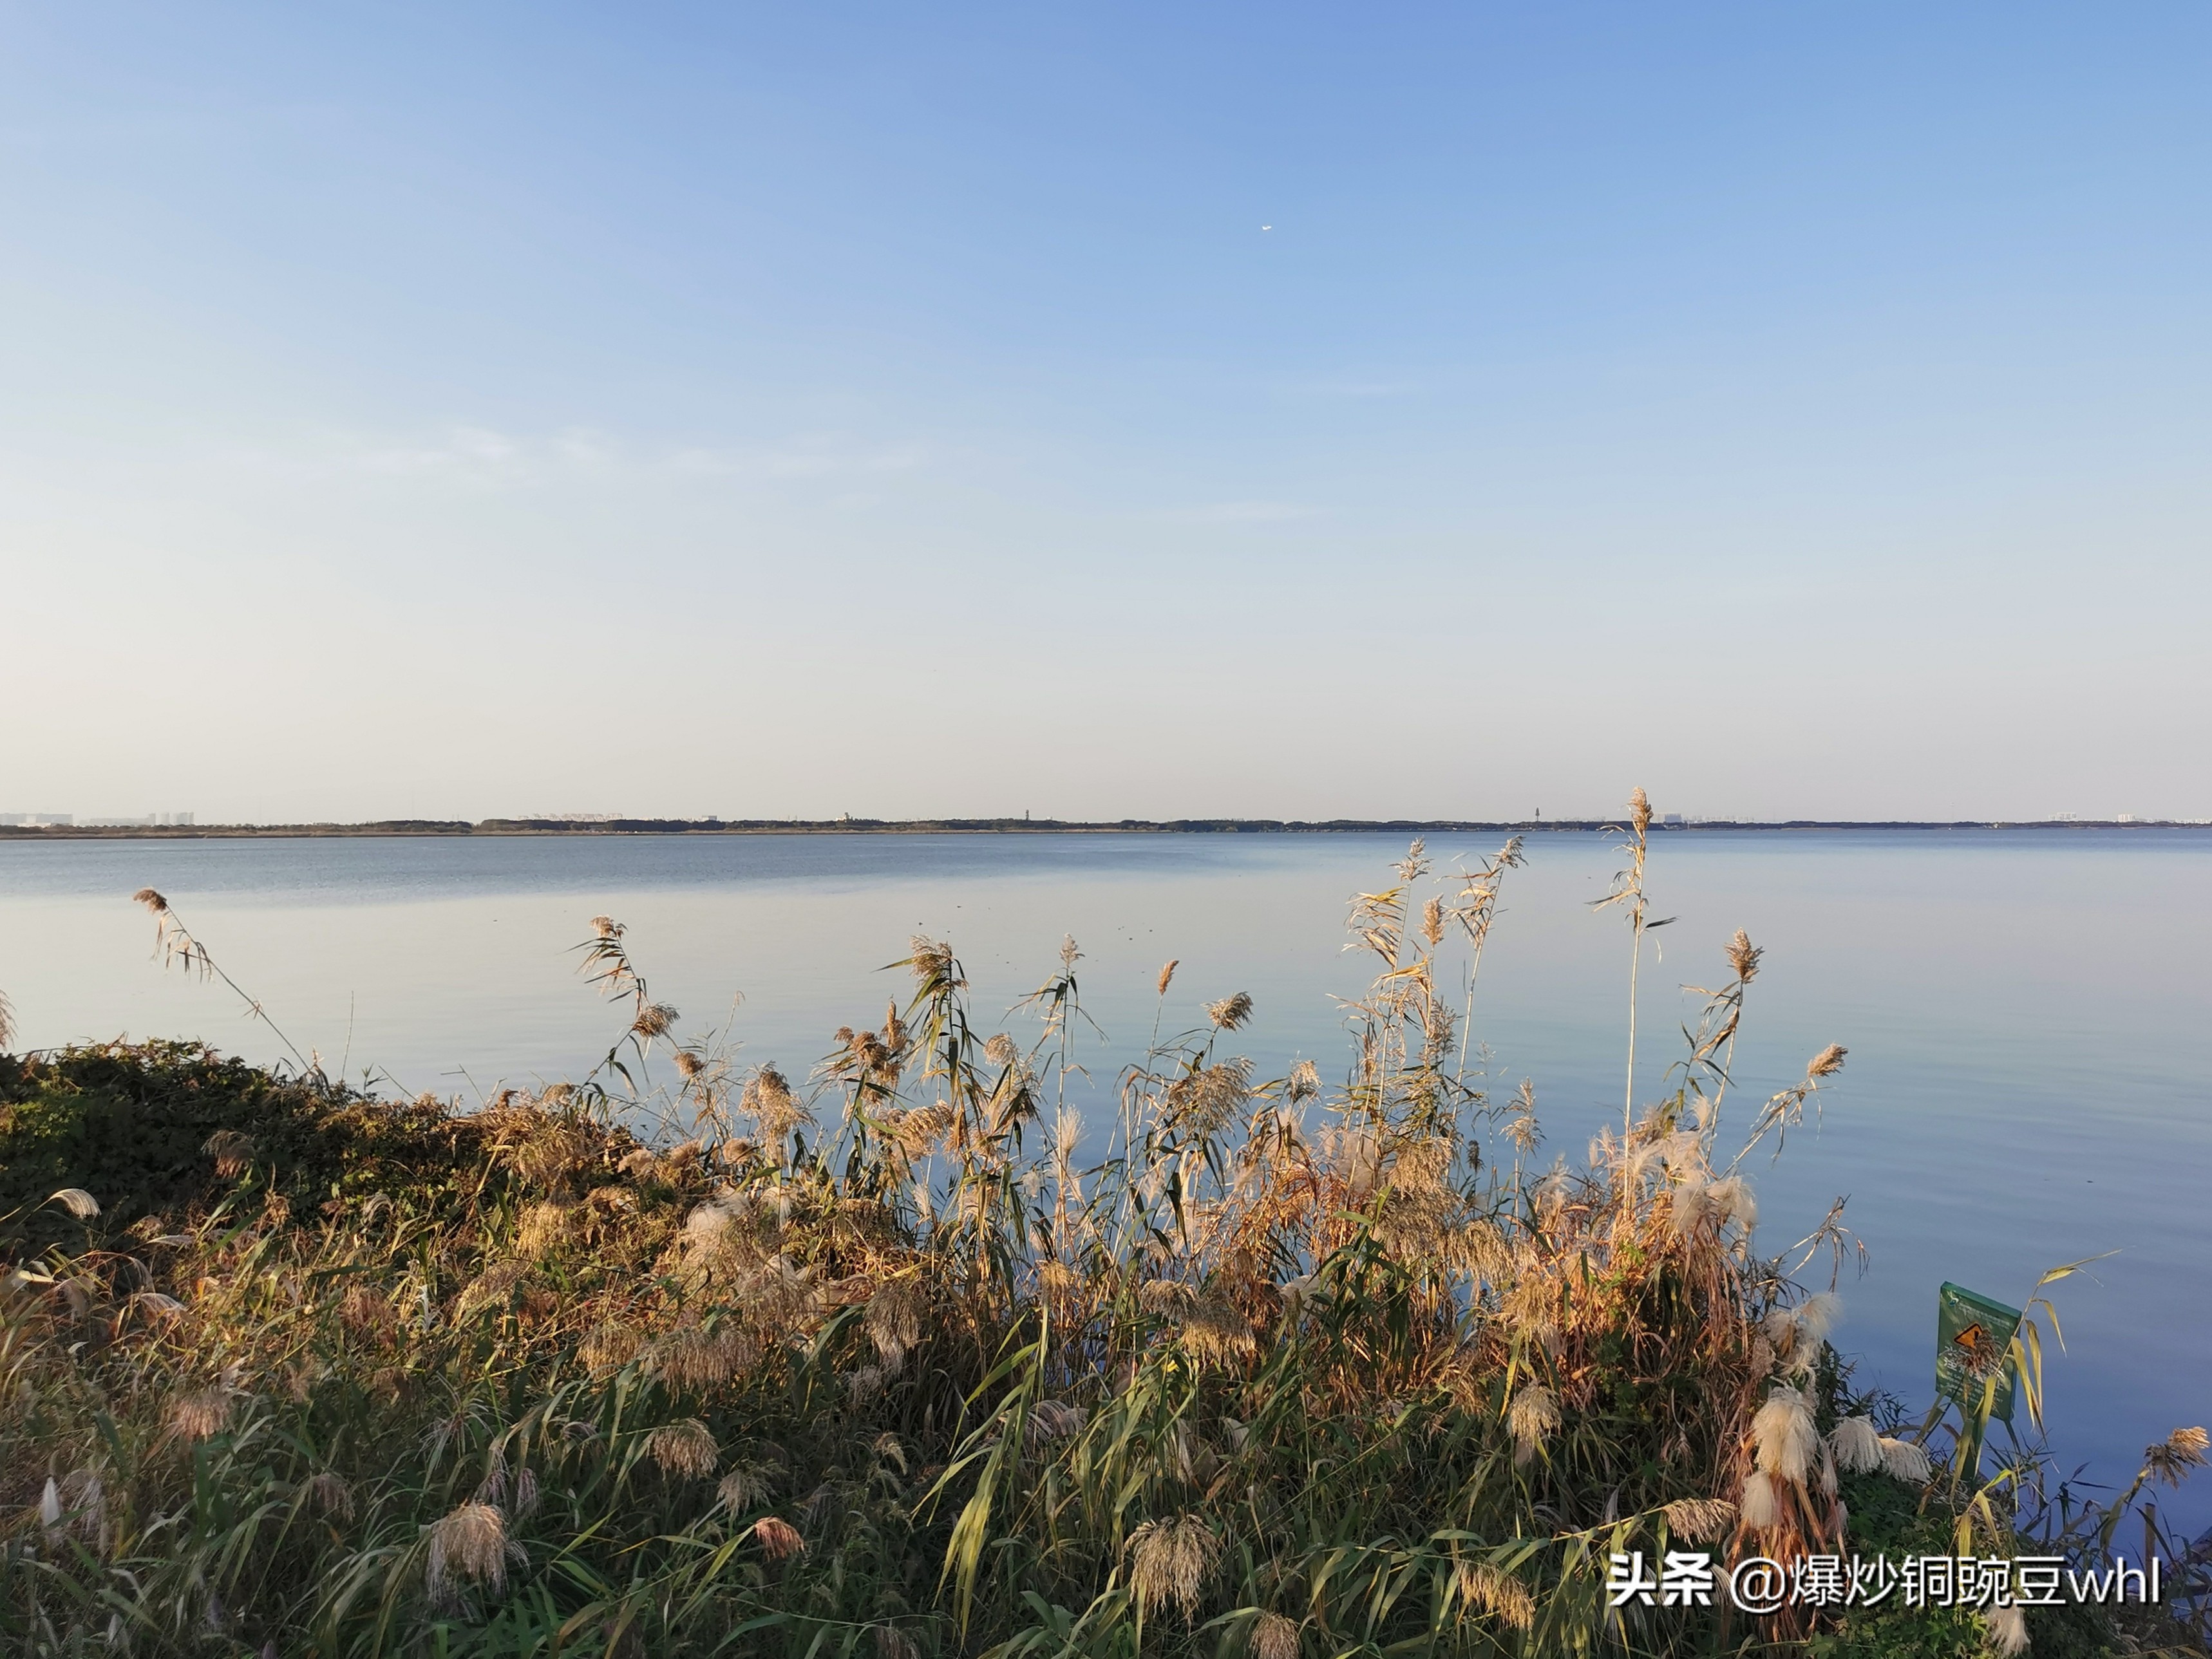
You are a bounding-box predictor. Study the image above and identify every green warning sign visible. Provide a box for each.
[1936,1281,2023,1425]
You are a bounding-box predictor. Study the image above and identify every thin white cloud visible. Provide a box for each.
[348,426,527,476]
[203,426,927,487]
[665,441,923,479]
[1171,500,1321,524]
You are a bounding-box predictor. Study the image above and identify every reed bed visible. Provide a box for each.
[0,811,2199,1657]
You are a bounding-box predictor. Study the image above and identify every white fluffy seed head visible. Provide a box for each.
[1878,1436,1934,1484]
[49,1188,100,1221]
[1761,1306,1800,1358]
[1739,1469,1782,1531]
[1708,1177,1757,1232]
[1752,1389,1819,1483]
[1985,1603,2028,1656]
[1668,1174,1711,1246]
[1795,1291,1842,1346]
[1829,1415,1885,1475]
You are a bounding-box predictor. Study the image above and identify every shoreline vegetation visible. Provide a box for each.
[3,816,2206,841]
[1,794,2203,1656]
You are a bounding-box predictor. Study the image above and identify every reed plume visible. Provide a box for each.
[1205,991,1254,1031]
[752,1515,806,1563]
[426,1501,515,1602]
[1126,1514,1220,1618]
[2147,1425,2209,1485]
[648,1418,719,1479]
[1251,1610,1302,1659]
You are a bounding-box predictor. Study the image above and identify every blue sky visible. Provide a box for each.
[5,3,2208,821]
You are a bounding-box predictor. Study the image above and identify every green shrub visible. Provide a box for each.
[0,1040,498,1250]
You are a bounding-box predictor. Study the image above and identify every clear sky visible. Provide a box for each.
[5,3,2208,823]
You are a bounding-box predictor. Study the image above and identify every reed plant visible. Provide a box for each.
[0,809,2198,1657]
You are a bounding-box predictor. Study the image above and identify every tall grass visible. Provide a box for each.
[0,808,2200,1657]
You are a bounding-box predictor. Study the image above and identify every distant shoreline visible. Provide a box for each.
[2,816,2202,840]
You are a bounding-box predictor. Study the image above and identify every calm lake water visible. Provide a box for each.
[4,828,2207,1524]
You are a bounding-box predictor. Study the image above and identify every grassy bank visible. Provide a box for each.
[1,818,2200,1656]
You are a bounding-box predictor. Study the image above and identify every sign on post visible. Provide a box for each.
[1935,1281,2023,1425]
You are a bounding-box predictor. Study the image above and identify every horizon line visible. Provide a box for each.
[3,814,2206,840]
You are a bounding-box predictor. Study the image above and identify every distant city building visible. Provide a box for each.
[3,812,191,827]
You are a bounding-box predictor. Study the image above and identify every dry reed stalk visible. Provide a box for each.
[131,888,313,1069]
[1591,790,1659,1143]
